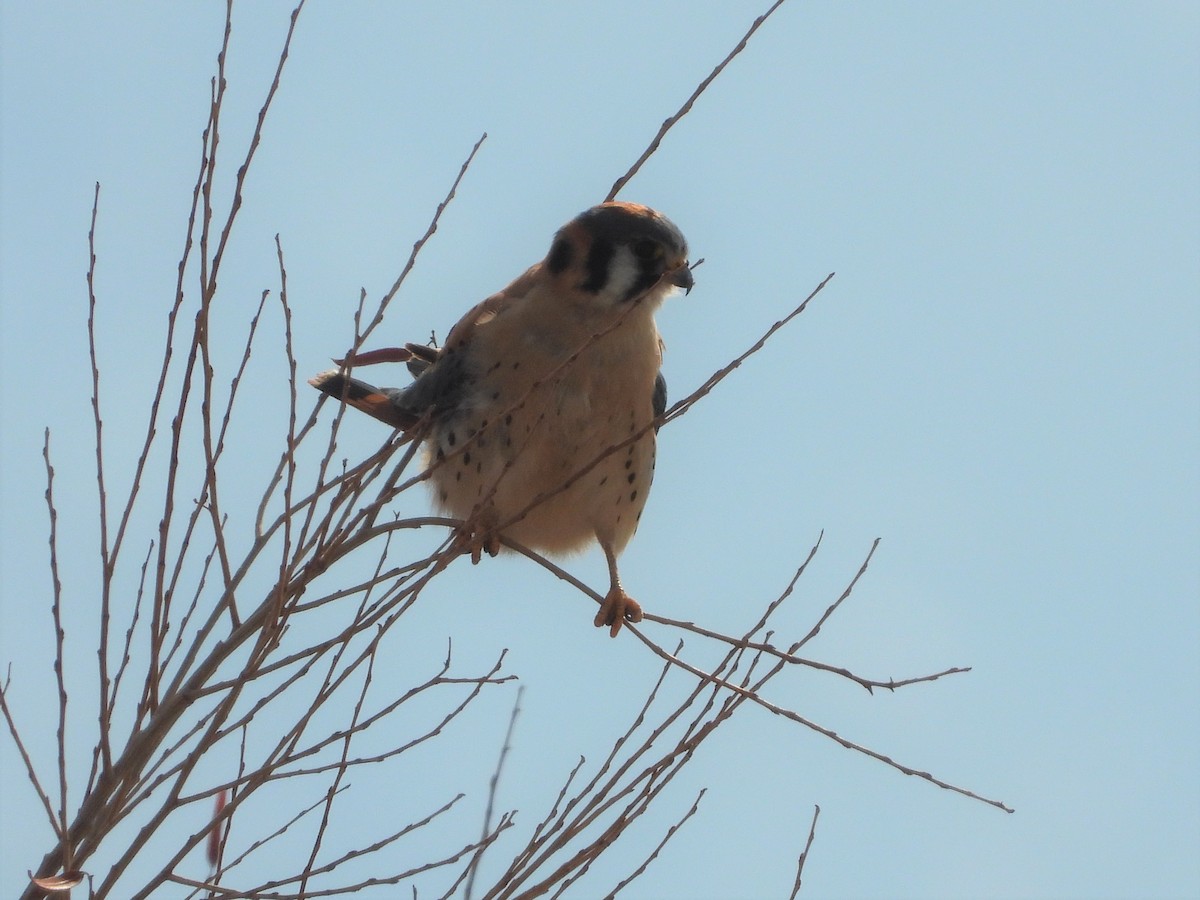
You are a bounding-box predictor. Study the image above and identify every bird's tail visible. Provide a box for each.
[309,370,419,430]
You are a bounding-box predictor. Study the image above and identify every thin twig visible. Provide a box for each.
[350,131,488,350]
[798,538,880,647]
[43,431,72,871]
[788,805,820,899]
[607,789,706,895]
[0,676,62,840]
[631,630,1013,813]
[607,0,790,200]
[466,685,524,900]
[84,182,115,780]
[297,644,378,895]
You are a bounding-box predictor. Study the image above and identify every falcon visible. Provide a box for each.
[311,201,693,636]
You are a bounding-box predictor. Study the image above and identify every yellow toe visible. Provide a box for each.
[594,589,643,638]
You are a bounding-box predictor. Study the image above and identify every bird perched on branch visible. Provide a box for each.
[310,201,693,636]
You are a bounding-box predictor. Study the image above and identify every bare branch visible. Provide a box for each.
[607,0,790,200]
[630,630,1013,813]
[787,805,820,899]
[607,789,706,896]
[85,182,116,781]
[798,537,880,648]
[0,676,61,839]
[342,131,488,355]
[465,685,524,900]
[42,431,72,872]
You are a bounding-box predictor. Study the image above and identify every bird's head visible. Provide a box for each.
[544,202,693,309]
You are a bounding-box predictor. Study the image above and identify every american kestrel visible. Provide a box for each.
[311,202,692,636]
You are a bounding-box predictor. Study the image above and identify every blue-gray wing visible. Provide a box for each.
[652,371,667,431]
[311,267,538,431]
[394,347,469,420]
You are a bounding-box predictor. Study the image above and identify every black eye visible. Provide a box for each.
[632,239,662,262]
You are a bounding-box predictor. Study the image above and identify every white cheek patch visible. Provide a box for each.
[601,245,640,304]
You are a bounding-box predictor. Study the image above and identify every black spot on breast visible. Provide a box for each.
[463,451,471,465]
[626,472,636,484]
[598,476,608,486]
[448,431,457,447]
[439,489,449,502]
[624,459,632,469]
[630,489,638,501]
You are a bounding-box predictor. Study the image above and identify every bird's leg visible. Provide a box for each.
[454,505,501,564]
[594,538,643,638]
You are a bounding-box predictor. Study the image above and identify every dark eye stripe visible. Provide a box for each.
[547,237,572,274]
[633,239,661,261]
[621,269,661,303]
[582,239,614,292]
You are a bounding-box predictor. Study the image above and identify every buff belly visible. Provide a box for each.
[427,375,657,557]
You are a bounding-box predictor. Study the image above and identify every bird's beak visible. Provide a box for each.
[669,263,694,295]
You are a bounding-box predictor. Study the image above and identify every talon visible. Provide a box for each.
[595,589,643,638]
[452,519,501,565]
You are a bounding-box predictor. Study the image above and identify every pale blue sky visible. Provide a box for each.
[2,3,1198,898]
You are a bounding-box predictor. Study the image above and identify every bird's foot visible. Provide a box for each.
[594,588,643,638]
[446,504,502,564]
[452,521,501,565]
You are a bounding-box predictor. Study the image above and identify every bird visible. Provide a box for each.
[310,201,692,636]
